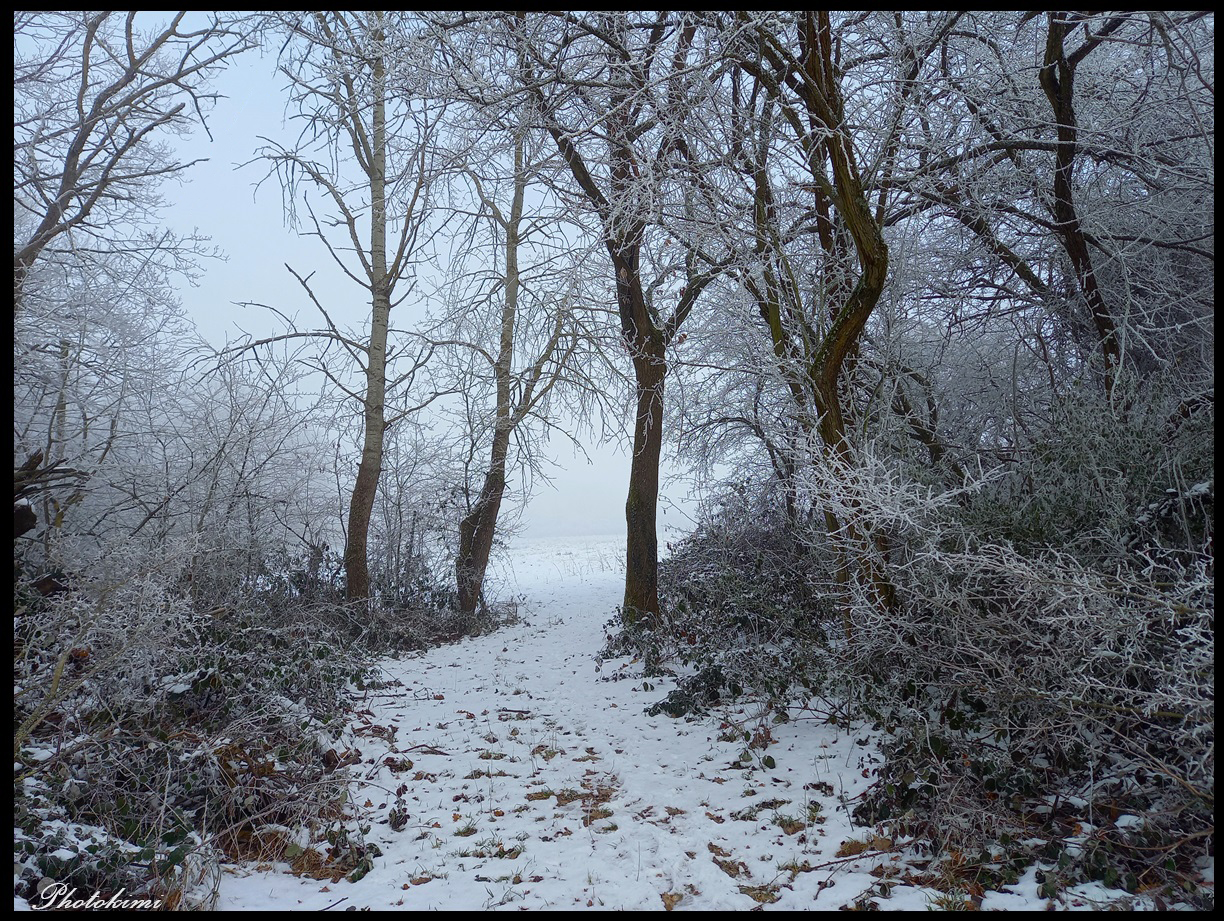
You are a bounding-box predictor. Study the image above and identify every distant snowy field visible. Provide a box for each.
[488,533,626,600]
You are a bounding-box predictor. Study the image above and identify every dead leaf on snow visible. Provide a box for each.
[661,892,683,911]
[716,857,750,878]
[835,838,870,857]
[836,835,894,857]
[739,884,781,904]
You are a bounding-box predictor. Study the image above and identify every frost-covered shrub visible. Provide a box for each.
[253,544,347,604]
[13,521,519,909]
[604,484,832,716]
[798,411,1214,899]
[957,394,1212,567]
[12,572,374,908]
[849,539,1212,839]
[252,543,506,655]
[639,391,1212,900]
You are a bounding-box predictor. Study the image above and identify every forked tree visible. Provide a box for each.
[722,11,904,621]
[424,27,605,615]
[448,129,588,614]
[510,12,725,622]
[256,11,442,600]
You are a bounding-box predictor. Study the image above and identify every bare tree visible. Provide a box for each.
[13,11,251,315]
[419,13,621,613]
[256,11,445,600]
[889,11,1214,407]
[14,10,251,558]
[713,11,916,620]
[446,132,593,613]
[505,12,728,623]
[13,244,192,571]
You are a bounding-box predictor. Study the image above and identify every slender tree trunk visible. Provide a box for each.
[527,18,713,627]
[454,127,528,615]
[1039,12,1123,400]
[344,294,388,601]
[456,428,510,614]
[345,23,388,602]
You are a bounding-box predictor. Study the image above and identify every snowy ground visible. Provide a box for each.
[215,536,1171,911]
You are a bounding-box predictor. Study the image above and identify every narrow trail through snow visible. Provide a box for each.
[212,538,946,910]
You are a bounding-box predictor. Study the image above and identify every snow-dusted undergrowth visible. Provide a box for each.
[209,537,1180,911]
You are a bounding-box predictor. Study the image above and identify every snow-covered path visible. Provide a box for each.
[216,536,1142,911]
[217,536,896,911]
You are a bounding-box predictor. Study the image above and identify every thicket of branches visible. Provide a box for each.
[639,11,1213,904]
[12,11,502,907]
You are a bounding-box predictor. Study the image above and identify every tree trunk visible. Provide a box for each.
[453,129,527,615]
[605,60,671,626]
[345,23,388,602]
[1039,12,1124,400]
[741,12,897,626]
[623,342,666,624]
[345,294,389,601]
[529,20,712,627]
[608,240,670,625]
[455,427,510,614]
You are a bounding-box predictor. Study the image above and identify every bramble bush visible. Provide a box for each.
[834,403,1213,904]
[607,394,1213,905]
[601,485,832,719]
[13,538,503,909]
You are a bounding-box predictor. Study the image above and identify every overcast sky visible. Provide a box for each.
[162,45,703,544]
